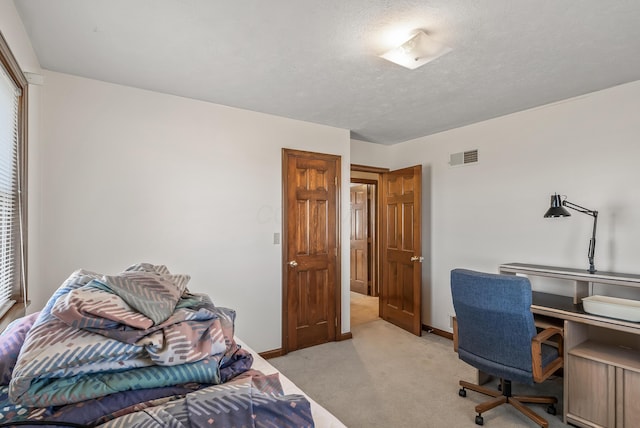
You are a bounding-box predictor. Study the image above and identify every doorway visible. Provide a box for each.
[350,164,423,335]
[350,165,385,327]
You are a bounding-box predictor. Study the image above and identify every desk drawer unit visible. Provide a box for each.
[567,341,640,428]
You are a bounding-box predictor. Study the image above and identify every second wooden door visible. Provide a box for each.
[350,184,368,295]
[380,165,422,336]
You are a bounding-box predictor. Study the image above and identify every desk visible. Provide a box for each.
[500,263,640,428]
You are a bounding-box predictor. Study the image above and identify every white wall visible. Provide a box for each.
[0,2,39,72]
[350,138,391,169]
[352,80,640,333]
[36,71,351,352]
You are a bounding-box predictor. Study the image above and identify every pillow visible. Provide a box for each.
[0,311,40,385]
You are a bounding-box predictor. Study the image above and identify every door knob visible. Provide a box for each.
[288,260,298,267]
[410,256,424,263]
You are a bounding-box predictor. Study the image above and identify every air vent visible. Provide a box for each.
[449,149,478,167]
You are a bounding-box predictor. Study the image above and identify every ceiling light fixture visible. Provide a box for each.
[379,30,451,70]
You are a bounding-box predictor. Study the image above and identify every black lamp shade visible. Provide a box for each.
[544,194,571,218]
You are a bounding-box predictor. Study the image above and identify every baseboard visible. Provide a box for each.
[422,324,453,340]
[259,332,352,359]
[338,332,353,341]
[259,348,284,359]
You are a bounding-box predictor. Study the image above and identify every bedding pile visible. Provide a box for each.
[0,263,314,427]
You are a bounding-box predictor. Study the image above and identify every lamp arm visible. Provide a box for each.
[563,199,599,274]
[562,200,598,217]
[588,212,598,274]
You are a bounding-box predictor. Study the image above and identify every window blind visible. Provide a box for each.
[0,55,21,318]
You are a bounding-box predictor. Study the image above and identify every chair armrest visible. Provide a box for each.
[531,326,564,383]
[453,316,458,353]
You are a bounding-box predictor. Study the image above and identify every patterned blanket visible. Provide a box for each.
[0,311,253,424]
[98,374,314,428]
[8,263,241,407]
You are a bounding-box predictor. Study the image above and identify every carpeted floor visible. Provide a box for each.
[269,306,567,428]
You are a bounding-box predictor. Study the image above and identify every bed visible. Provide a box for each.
[0,263,346,427]
[238,338,346,428]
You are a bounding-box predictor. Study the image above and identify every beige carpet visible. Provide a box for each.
[269,317,567,428]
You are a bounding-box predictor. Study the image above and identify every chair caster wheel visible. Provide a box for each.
[475,415,484,425]
[459,388,467,397]
[547,405,557,415]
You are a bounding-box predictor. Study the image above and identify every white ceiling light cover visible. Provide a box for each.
[380,30,452,70]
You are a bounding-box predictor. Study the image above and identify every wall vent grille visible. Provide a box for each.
[449,149,478,166]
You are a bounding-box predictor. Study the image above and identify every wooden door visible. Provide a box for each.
[282,149,340,352]
[380,165,422,336]
[350,184,368,295]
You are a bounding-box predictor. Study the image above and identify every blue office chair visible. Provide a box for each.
[450,269,564,427]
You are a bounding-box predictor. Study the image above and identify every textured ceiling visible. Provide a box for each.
[14,0,640,145]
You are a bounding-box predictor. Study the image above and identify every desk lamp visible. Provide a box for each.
[544,194,599,274]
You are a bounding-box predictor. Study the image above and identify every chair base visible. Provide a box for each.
[459,379,557,428]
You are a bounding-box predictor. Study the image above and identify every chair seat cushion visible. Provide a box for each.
[459,342,559,386]
[541,342,559,367]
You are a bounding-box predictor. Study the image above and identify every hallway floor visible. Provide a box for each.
[350,291,379,327]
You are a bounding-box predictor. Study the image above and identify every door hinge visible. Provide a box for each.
[335,317,338,327]
[335,176,338,186]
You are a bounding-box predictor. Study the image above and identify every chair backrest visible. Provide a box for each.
[451,268,538,385]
